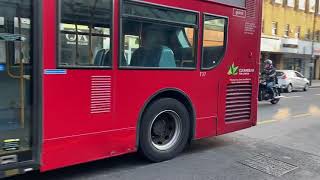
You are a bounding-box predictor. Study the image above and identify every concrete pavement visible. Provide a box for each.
[311,80,320,88]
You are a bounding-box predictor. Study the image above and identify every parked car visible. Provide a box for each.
[276,70,310,93]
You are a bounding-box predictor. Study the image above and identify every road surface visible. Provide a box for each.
[10,88,320,180]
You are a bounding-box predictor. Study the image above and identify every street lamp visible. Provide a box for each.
[311,0,319,86]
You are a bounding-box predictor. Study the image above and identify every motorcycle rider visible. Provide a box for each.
[262,59,279,99]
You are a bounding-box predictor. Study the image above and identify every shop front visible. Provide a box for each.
[261,36,320,80]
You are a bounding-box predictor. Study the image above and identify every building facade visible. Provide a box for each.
[261,0,320,80]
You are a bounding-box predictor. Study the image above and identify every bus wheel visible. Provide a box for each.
[139,98,190,162]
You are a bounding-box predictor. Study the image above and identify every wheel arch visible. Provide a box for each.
[136,88,196,148]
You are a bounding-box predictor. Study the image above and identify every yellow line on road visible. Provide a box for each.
[258,113,312,125]
[292,113,311,118]
[257,119,278,125]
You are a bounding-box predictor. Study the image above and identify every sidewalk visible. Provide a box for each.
[311,80,320,88]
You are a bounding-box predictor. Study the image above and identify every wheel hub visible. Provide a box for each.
[150,110,182,151]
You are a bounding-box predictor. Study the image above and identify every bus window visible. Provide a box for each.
[202,15,227,69]
[121,2,198,69]
[59,0,112,68]
[14,18,31,65]
[210,0,246,8]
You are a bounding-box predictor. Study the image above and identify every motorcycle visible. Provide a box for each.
[258,76,282,104]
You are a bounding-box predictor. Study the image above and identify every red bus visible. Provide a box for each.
[0,0,262,177]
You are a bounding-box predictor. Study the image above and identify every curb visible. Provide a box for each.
[310,86,320,88]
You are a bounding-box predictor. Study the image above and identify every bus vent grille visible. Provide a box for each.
[91,76,112,114]
[225,83,252,122]
[246,0,256,18]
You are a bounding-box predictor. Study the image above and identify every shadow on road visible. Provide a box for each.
[9,137,232,180]
[258,102,279,107]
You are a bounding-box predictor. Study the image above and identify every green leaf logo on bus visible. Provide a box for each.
[228,63,239,76]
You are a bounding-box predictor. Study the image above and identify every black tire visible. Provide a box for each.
[303,83,309,91]
[286,84,293,93]
[139,98,190,162]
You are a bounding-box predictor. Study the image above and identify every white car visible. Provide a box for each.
[276,70,310,93]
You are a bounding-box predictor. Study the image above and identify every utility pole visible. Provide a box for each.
[311,0,319,85]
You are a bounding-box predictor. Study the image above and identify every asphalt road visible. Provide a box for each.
[10,88,320,180]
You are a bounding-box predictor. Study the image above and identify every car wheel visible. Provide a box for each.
[139,98,190,162]
[286,84,293,93]
[303,83,309,91]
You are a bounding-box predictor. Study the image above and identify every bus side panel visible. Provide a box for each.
[210,0,261,135]
[115,0,221,140]
[195,117,217,139]
[39,0,262,172]
[41,128,135,171]
[41,0,136,171]
[115,71,219,137]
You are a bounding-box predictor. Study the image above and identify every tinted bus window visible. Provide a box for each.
[124,3,197,25]
[59,0,112,68]
[202,15,227,69]
[121,2,198,69]
[207,0,246,8]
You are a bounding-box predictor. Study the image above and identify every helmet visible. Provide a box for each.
[264,59,273,65]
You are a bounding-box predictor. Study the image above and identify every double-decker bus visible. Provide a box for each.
[0,0,262,177]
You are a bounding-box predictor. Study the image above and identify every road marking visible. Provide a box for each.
[257,119,277,125]
[273,108,290,120]
[314,94,320,96]
[309,105,320,116]
[259,113,312,125]
[282,96,302,99]
[292,113,311,118]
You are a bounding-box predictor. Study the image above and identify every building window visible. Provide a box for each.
[284,59,304,74]
[286,0,295,7]
[202,15,227,69]
[298,0,306,10]
[271,22,278,36]
[295,26,301,39]
[284,24,290,37]
[305,29,311,40]
[309,0,316,12]
[59,0,113,68]
[120,2,198,69]
[274,0,283,4]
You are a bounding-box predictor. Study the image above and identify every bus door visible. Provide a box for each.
[0,0,34,167]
